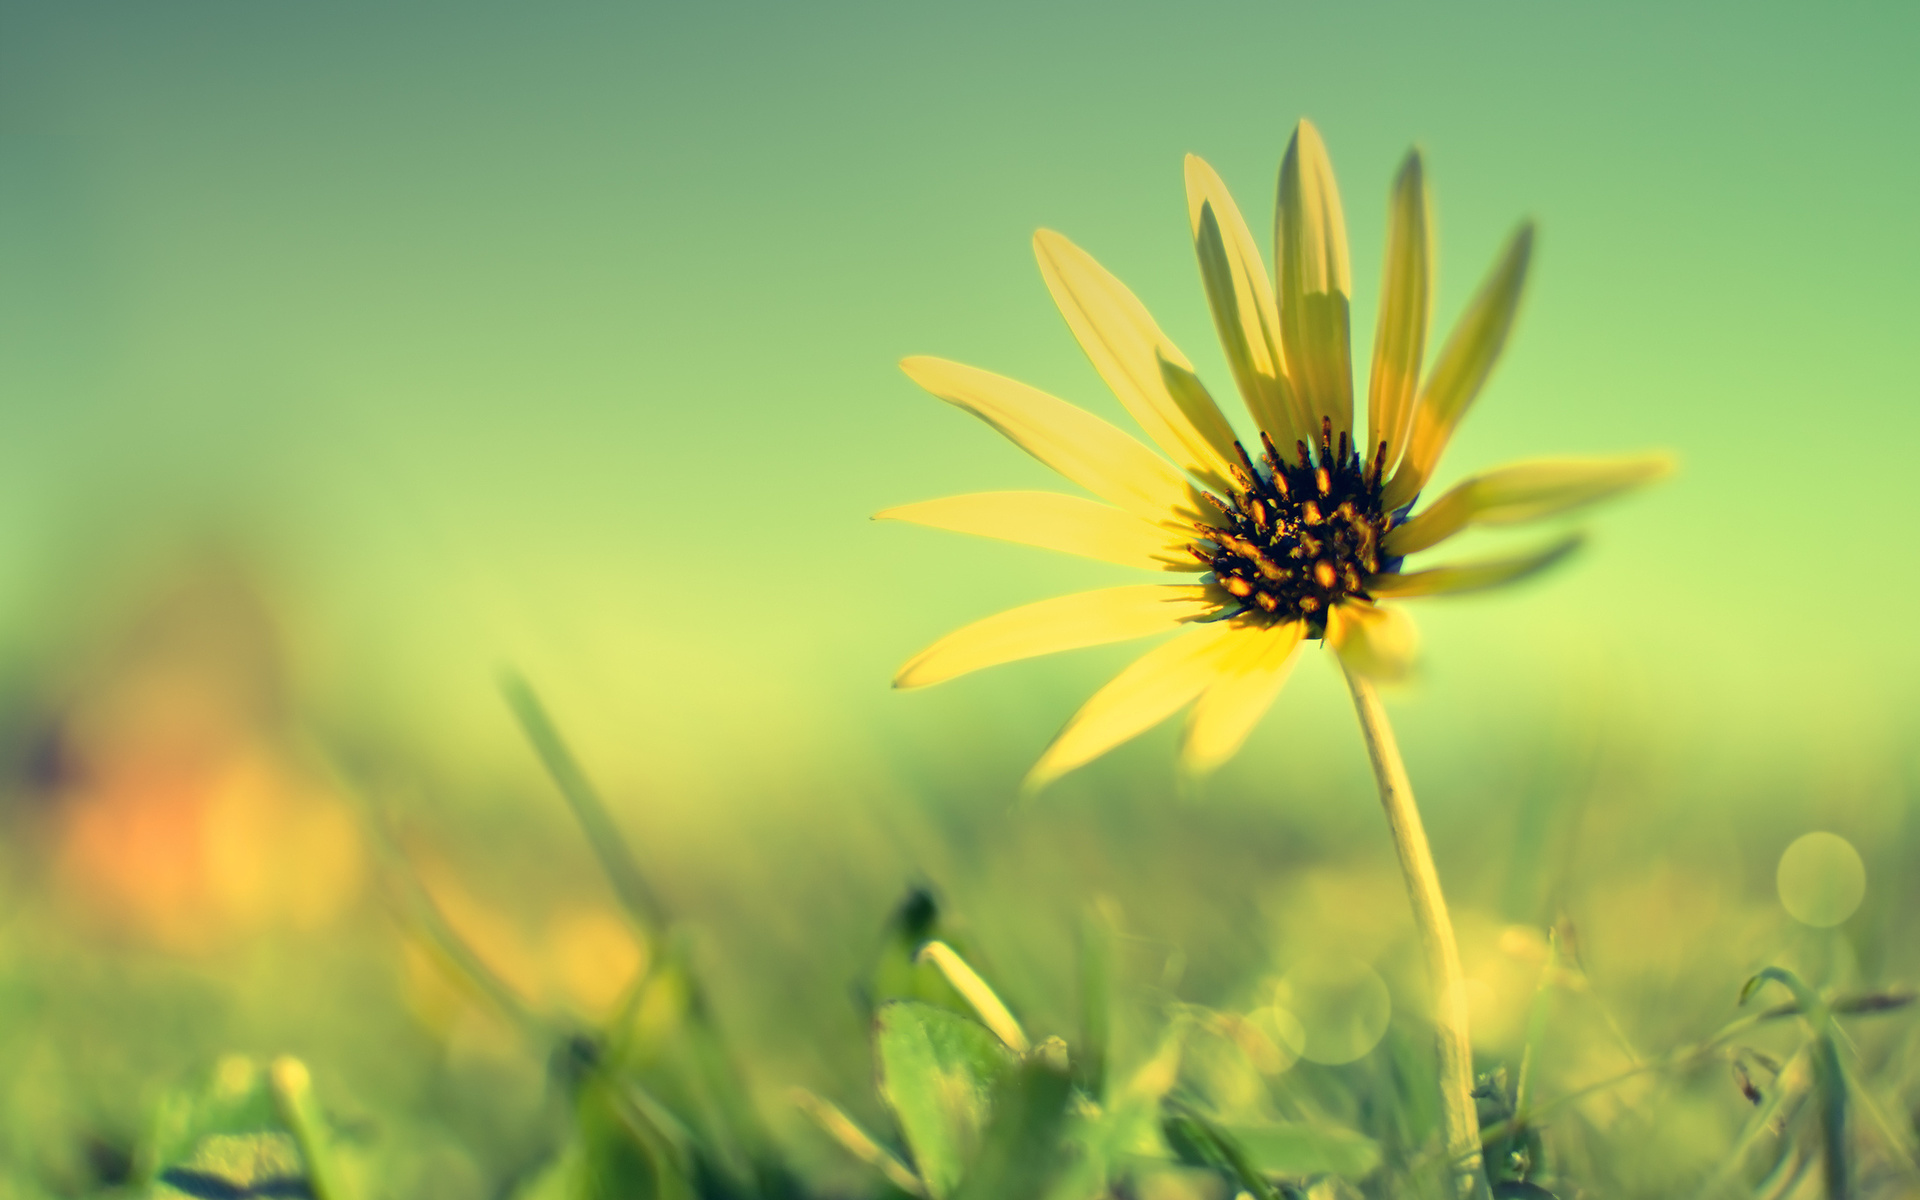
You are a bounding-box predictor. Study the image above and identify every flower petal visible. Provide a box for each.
[1275,120,1354,447]
[1365,151,1430,475]
[1184,154,1300,445]
[1023,619,1243,793]
[876,491,1203,572]
[1180,619,1307,776]
[894,584,1217,690]
[1367,534,1583,599]
[1383,224,1535,511]
[1384,454,1673,556]
[1033,229,1241,491]
[1325,600,1418,682]
[900,356,1202,526]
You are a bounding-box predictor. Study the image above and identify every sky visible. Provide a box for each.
[0,0,1914,814]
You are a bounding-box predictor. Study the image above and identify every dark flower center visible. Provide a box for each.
[1192,419,1397,634]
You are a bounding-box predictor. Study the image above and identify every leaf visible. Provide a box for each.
[145,1057,315,1200]
[951,1056,1076,1200]
[875,1002,1017,1199]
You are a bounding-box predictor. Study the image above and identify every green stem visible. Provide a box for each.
[1343,665,1490,1200]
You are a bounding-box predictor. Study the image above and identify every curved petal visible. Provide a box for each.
[1365,151,1430,476]
[900,356,1203,526]
[1023,619,1244,793]
[1384,454,1674,556]
[1275,120,1354,447]
[877,491,1203,572]
[1384,224,1535,511]
[1367,534,1583,599]
[1184,154,1300,445]
[1033,229,1241,491]
[894,584,1218,690]
[1180,619,1307,776]
[1325,600,1418,682]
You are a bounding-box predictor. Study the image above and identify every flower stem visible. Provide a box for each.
[1342,665,1490,1200]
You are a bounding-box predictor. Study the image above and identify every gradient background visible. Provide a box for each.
[3,0,1917,788]
[0,2,1918,1189]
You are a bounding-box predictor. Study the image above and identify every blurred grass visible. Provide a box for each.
[0,553,1914,1198]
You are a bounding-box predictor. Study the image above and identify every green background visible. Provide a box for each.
[2,5,1919,1192]
[0,0,1915,822]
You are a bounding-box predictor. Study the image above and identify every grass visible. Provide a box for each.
[0,673,1916,1200]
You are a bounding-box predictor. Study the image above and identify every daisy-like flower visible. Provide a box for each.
[884,121,1668,793]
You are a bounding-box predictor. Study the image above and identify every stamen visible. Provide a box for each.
[1191,413,1392,633]
[1232,440,1261,479]
[1259,431,1285,476]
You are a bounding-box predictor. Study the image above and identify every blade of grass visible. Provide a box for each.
[356,792,553,1047]
[500,670,669,933]
[1835,1052,1920,1186]
[918,942,1031,1055]
[268,1058,359,1200]
[1079,901,1116,1102]
[503,674,789,1190]
[1744,968,1848,1200]
[791,1088,926,1196]
[1689,1042,1813,1200]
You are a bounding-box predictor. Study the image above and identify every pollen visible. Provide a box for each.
[1193,419,1397,634]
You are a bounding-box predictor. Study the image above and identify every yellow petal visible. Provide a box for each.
[1275,120,1354,447]
[1367,534,1583,599]
[1325,601,1418,682]
[1384,224,1535,511]
[877,491,1203,572]
[894,584,1217,690]
[1023,619,1243,793]
[1384,454,1673,556]
[900,356,1201,526]
[1180,619,1306,776]
[1033,229,1241,491]
[1184,154,1300,445]
[1365,151,1430,475]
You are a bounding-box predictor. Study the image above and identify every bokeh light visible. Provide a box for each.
[1776,831,1867,928]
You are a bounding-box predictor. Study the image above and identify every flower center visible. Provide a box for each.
[1192,420,1396,634]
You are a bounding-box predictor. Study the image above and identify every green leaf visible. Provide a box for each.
[875,1001,1016,1199]
[952,1056,1075,1200]
[144,1057,316,1200]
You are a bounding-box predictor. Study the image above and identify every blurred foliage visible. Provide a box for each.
[0,558,1918,1200]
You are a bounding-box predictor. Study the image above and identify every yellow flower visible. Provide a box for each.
[885,121,1669,792]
